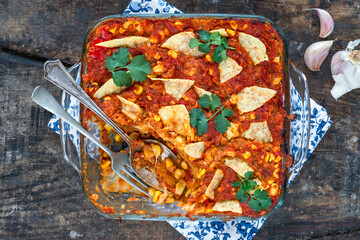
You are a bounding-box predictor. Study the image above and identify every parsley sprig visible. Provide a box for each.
[190,93,234,136]
[232,171,272,212]
[189,30,235,63]
[105,47,152,87]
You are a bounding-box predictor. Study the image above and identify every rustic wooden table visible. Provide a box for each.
[1,0,359,239]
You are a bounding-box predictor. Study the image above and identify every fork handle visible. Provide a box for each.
[32,86,113,157]
[32,86,150,197]
[43,60,133,145]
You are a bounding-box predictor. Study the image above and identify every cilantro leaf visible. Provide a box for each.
[221,37,229,49]
[236,190,249,203]
[198,94,221,111]
[253,189,272,210]
[126,55,152,82]
[244,171,253,179]
[189,38,202,49]
[232,172,272,212]
[112,71,132,87]
[212,46,227,63]
[222,108,234,117]
[190,108,206,127]
[232,181,241,188]
[198,43,211,53]
[214,111,231,133]
[189,108,208,136]
[198,30,211,42]
[105,47,130,70]
[249,198,261,212]
[210,32,222,45]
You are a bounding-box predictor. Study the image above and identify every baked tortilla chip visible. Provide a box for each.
[225,157,254,178]
[212,200,242,214]
[184,142,205,159]
[151,78,194,101]
[204,169,224,199]
[224,122,239,140]
[243,121,273,143]
[158,105,192,136]
[117,96,142,121]
[210,28,229,37]
[95,36,149,48]
[219,57,243,83]
[238,32,268,65]
[94,78,132,99]
[161,32,205,58]
[236,86,276,114]
[194,86,212,98]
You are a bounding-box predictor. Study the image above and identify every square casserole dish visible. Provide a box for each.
[58,14,310,221]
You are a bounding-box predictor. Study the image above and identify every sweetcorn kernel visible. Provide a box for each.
[251,144,257,150]
[205,54,212,62]
[230,94,239,104]
[197,169,206,179]
[134,84,143,95]
[114,134,122,142]
[209,68,214,76]
[174,169,185,180]
[174,21,182,26]
[100,160,111,169]
[181,161,188,170]
[230,20,238,30]
[274,156,282,163]
[270,186,278,196]
[153,63,165,73]
[226,29,236,36]
[123,21,132,29]
[104,123,112,132]
[168,50,178,58]
[269,153,275,162]
[109,27,117,34]
[149,35,158,43]
[103,152,109,158]
[154,114,161,122]
[182,95,189,101]
[267,179,275,185]
[104,96,111,101]
[264,153,270,162]
[153,190,162,202]
[250,113,256,119]
[242,151,251,159]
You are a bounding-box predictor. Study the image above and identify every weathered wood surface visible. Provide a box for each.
[0,0,359,239]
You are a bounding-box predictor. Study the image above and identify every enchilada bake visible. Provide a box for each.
[82,17,292,217]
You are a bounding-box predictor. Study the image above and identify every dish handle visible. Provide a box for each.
[288,61,311,174]
[58,62,83,174]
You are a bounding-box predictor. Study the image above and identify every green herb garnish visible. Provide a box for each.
[232,171,272,212]
[105,47,152,87]
[189,30,235,63]
[190,93,234,136]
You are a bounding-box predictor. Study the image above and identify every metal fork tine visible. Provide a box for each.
[121,166,149,189]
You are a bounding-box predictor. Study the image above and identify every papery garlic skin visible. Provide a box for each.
[330,39,360,100]
[307,8,334,38]
[304,40,334,71]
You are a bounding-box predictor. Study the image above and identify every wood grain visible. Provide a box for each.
[0,0,359,239]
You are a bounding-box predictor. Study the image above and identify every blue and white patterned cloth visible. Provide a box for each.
[48,1,333,239]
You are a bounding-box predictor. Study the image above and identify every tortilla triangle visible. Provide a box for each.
[117,96,142,121]
[212,200,242,214]
[238,32,268,65]
[219,57,243,83]
[94,78,132,99]
[184,142,205,159]
[96,36,149,48]
[158,105,192,136]
[151,78,194,101]
[243,121,273,143]
[162,32,205,58]
[236,86,276,114]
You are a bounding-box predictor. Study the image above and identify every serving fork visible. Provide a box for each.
[42,60,177,192]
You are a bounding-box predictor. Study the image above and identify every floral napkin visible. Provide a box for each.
[48,0,333,239]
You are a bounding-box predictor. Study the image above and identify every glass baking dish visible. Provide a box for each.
[57,14,310,221]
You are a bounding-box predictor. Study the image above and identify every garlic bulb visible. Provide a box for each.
[307,8,334,38]
[304,40,334,71]
[330,39,360,99]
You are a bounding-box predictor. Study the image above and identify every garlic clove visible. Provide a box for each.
[306,8,334,38]
[330,39,360,100]
[304,40,334,71]
[330,51,347,75]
